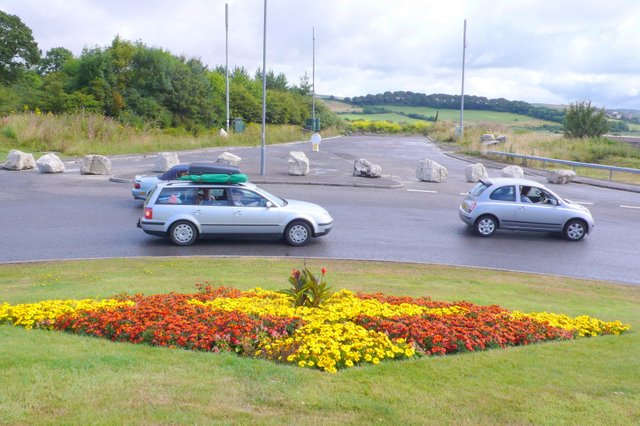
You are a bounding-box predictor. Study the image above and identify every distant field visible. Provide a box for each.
[340,112,425,123]
[320,99,363,113]
[326,100,557,128]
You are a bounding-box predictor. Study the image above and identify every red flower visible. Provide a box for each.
[321,268,327,275]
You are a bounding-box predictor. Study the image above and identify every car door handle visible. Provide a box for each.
[518,206,526,210]
[234,210,242,216]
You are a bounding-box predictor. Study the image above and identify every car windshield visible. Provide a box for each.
[253,186,287,207]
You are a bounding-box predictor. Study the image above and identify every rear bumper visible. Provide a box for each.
[458,207,474,226]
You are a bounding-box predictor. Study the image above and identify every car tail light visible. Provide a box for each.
[134,183,141,189]
[144,207,153,219]
[462,200,476,213]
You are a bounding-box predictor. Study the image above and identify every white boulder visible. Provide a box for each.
[353,158,382,178]
[465,163,489,182]
[220,128,228,137]
[416,159,448,182]
[546,169,577,184]
[36,153,65,173]
[4,150,36,170]
[288,151,310,176]
[80,155,111,175]
[215,151,242,166]
[501,165,524,179]
[154,152,180,172]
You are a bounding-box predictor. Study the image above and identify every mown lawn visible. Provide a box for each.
[1,257,638,425]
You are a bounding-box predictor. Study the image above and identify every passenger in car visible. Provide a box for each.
[168,192,182,204]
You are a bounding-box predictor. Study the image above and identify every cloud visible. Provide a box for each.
[3,0,639,109]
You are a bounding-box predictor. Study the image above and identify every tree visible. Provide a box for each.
[0,11,40,83]
[563,101,609,138]
[38,47,73,75]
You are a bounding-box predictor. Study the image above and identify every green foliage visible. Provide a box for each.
[563,100,609,138]
[608,119,630,133]
[38,47,73,76]
[346,119,429,135]
[281,267,332,308]
[346,91,565,123]
[0,11,40,84]
[0,24,342,132]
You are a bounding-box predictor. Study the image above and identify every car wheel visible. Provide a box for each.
[169,221,198,246]
[285,221,311,246]
[475,215,497,237]
[564,219,586,241]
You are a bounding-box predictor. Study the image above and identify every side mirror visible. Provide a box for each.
[265,201,274,208]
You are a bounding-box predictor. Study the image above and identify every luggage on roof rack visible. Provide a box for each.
[187,162,240,176]
[179,173,247,184]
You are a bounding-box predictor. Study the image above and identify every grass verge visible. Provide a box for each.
[0,257,638,425]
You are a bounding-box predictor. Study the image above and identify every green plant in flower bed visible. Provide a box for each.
[281,266,333,307]
[0,283,629,373]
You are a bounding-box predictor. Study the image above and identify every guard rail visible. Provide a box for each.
[483,150,640,181]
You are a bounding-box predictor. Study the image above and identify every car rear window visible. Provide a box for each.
[469,181,490,197]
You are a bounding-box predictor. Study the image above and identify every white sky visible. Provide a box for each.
[2,0,639,109]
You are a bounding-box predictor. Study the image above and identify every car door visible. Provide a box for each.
[487,185,518,228]
[191,187,235,235]
[229,187,282,235]
[515,186,565,231]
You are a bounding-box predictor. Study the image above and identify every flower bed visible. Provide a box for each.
[0,286,630,373]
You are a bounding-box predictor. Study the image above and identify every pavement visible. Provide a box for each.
[107,136,640,193]
[109,138,404,189]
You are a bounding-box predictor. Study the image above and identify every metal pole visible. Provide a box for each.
[312,27,316,129]
[225,3,229,133]
[459,19,467,140]
[260,0,267,175]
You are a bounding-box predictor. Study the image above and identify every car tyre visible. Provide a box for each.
[475,215,497,237]
[285,221,311,246]
[564,219,586,241]
[169,221,198,246]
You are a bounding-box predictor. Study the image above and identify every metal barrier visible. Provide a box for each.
[483,150,640,181]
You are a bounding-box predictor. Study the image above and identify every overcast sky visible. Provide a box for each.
[3,0,639,109]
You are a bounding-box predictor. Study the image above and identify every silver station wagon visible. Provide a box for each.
[459,178,594,241]
[138,180,333,246]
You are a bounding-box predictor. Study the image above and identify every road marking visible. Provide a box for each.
[620,205,640,210]
[407,189,438,194]
[573,201,594,205]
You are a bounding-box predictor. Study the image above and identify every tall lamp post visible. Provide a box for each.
[260,0,267,175]
[459,19,467,140]
[312,27,316,129]
[225,3,230,133]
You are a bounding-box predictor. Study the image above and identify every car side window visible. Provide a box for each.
[489,185,516,202]
[231,188,267,207]
[156,188,197,205]
[197,188,232,206]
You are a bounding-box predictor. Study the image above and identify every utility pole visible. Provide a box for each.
[225,3,229,133]
[260,0,267,175]
[312,27,316,129]
[459,19,467,140]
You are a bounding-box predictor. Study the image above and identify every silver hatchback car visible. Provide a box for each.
[459,178,594,241]
[138,180,333,246]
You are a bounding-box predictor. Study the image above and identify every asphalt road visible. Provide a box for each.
[2,135,640,286]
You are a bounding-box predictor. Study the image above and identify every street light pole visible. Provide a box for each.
[312,26,316,129]
[225,3,229,134]
[260,0,267,175]
[459,19,467,140]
